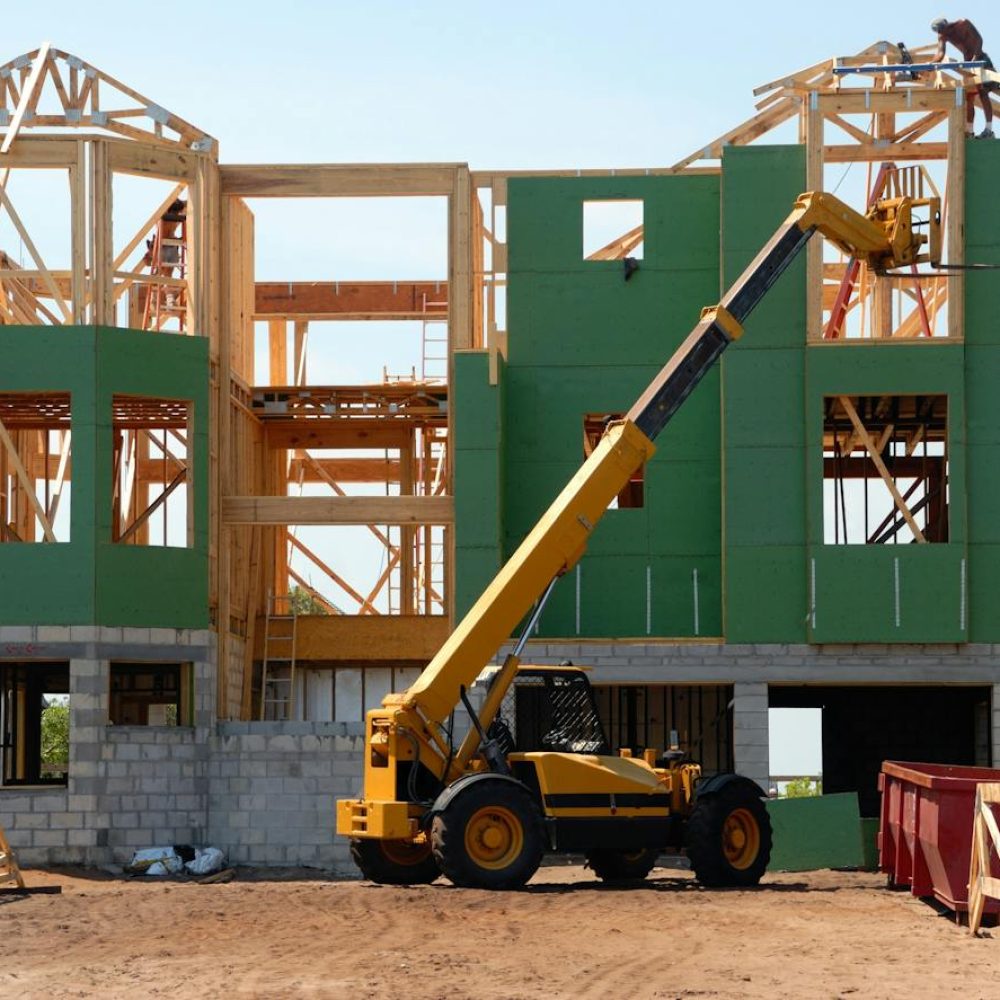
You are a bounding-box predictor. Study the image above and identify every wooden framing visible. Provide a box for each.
[968,782,1000,935]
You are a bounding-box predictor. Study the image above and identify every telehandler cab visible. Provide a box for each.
[337,190,941,890]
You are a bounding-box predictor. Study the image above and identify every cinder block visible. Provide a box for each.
[49,812,84,830]
[0,795,32,812]
[30,794,68,812]
[13,813,47,830]
[33,829,68,848]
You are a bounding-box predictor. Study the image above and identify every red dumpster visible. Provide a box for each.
[879,761,1000,915]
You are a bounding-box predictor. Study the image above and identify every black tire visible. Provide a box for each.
[685,782,772,888]
[350,837,440,885]
[431,779,545,890]
[586,847,659,882]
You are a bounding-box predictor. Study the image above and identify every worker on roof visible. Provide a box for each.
[931,18,995,138]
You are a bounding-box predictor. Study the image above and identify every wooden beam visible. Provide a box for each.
[268,319,287,386]
[252,612,449,662]
[264,422,413,450]
[254,281,448,320]
[219,164,460,198]
[816,91,958,114]
[287,456,401,483]
[222,495,453,525]
[823,142,948,163]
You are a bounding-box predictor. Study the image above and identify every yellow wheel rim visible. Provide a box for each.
[464,806,524,870]
[722,807,760,870]
[381,838,431,867]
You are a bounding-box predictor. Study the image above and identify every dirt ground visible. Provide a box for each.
[2,864,1000,1000]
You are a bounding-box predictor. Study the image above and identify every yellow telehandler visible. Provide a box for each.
[337,190,940,889]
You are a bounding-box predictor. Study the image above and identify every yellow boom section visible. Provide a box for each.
[399,420,654,725]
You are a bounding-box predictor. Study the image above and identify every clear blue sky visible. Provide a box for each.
[10,2,996,168]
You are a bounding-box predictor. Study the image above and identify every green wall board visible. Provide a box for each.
[724,546,808,642]
[859,817,880,871]
[0,327,98,625]
[766,793,864,872]
[721,146,808,643]
[968,544,1000,643]
[502,175,723,638]
[810,544,967,643]
[453,351,504,620]
[94,328,209,627]
[965,140,1000,350]
[964,143,1000,637]
[0,326,209,628]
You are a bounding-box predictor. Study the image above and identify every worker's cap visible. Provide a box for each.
[931,17,949,32]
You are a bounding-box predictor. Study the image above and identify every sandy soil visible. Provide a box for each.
[2,864,999,999]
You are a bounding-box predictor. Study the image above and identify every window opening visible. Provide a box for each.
[112,395,192,547]
[0,392,71,543]
[0,663,70,786]
[109,662,192,726]
[823,394,948,544]
[582,200,644,260]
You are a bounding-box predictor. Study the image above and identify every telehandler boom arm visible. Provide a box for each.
[337,189,940,881]
[390,190,939,734]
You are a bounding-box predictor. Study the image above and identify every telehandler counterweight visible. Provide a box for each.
[337,190,941,890]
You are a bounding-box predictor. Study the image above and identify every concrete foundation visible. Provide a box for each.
[2,626,997,871]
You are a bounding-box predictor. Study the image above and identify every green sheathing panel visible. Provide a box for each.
[965,140,1000,640]
[806,343,967,642]
[0,326,208,628]
[504,175,721,638]
[453,351,504,619]
[94,328,209,627]
[766,793,864,872]
[721,146,808,642]
[0,327,98,623]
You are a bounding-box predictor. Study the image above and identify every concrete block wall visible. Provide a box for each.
[5,628,1000,872]
[732,682,769,790]
[220,633,246,721]
[208,722,365,872]
[0,626,214,866]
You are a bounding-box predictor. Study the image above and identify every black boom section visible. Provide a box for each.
[627,221,815,444]
[721,222,816,321]
[627,322,731,441]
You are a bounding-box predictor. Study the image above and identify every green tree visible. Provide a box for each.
[782,776,822,798]
[41,702,70,775]
[289,585,331,616]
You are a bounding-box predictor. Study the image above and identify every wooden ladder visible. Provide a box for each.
[259,592,298,721]
[0,823,25,891]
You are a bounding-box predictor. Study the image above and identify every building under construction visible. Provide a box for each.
[0,41,998,869]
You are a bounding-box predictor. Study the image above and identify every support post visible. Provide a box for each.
[732,682,770,792]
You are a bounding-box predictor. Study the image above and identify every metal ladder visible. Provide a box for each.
[421,292,449,382]
[259,592,298,721]
[0,823,25,891]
